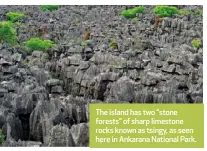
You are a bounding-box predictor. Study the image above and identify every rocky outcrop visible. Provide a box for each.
[70,123,89,147]
[44,124,75,147]
[0,5,203,146]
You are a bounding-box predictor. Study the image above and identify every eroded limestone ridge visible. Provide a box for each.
[0,5,203,147]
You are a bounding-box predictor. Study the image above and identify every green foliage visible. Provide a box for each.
[0,129,5,145]
[72,23,77,27]
[6,12,25,22]
[0,21,17,45]
[191,38,201,49]
[81,41,88,47]
[25,38,56,51]
[110,40,118,49]
[153,6,179,17]
[195,10,202,15]
[179,9,191,15]
[154,6,202,17]
[15,21,21,26]
[121,6,144,18]
[40,5,60,11]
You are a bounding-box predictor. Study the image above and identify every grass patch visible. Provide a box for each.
[0,21,17,45]
[25,38,56,51]
[40,5,60,11]
[191,38,201,49]
[121,6,144,18]
[6,12,25,22]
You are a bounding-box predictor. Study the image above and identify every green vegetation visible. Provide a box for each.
[15,21,21,26]
[178,9,191,15]
[40,5,60,11]
[25,38,56,51]
[153,6,202,17]
[195,9,202,15]
[0,21,17,45]
[121,6,144,18]
[153,6,179,17]
[72,23,77,27]
[81,41,88,47]
[110,40,118,49]
[6,12,25,22]
[191,38,201,49]
[0,129,5,145]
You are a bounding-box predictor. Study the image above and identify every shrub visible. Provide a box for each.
[40,5,60,11]
[121,6,144,18]
[179,9,191,15]
[25,38,56,51]
[6,12,25,22]
[153,6,179,17]
[195,10,202,15]
[110,40,118,49]
[0,21,17,45]
[191,38,201,49]
[0,129,5,145]
[81,41,88,47]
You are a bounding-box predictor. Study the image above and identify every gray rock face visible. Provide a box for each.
[29,95,89,143]
[0,5,203,147]
[70,123,89,147]
[109,77,135,102]
[2,139,42,147]
[45,124,75,147]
